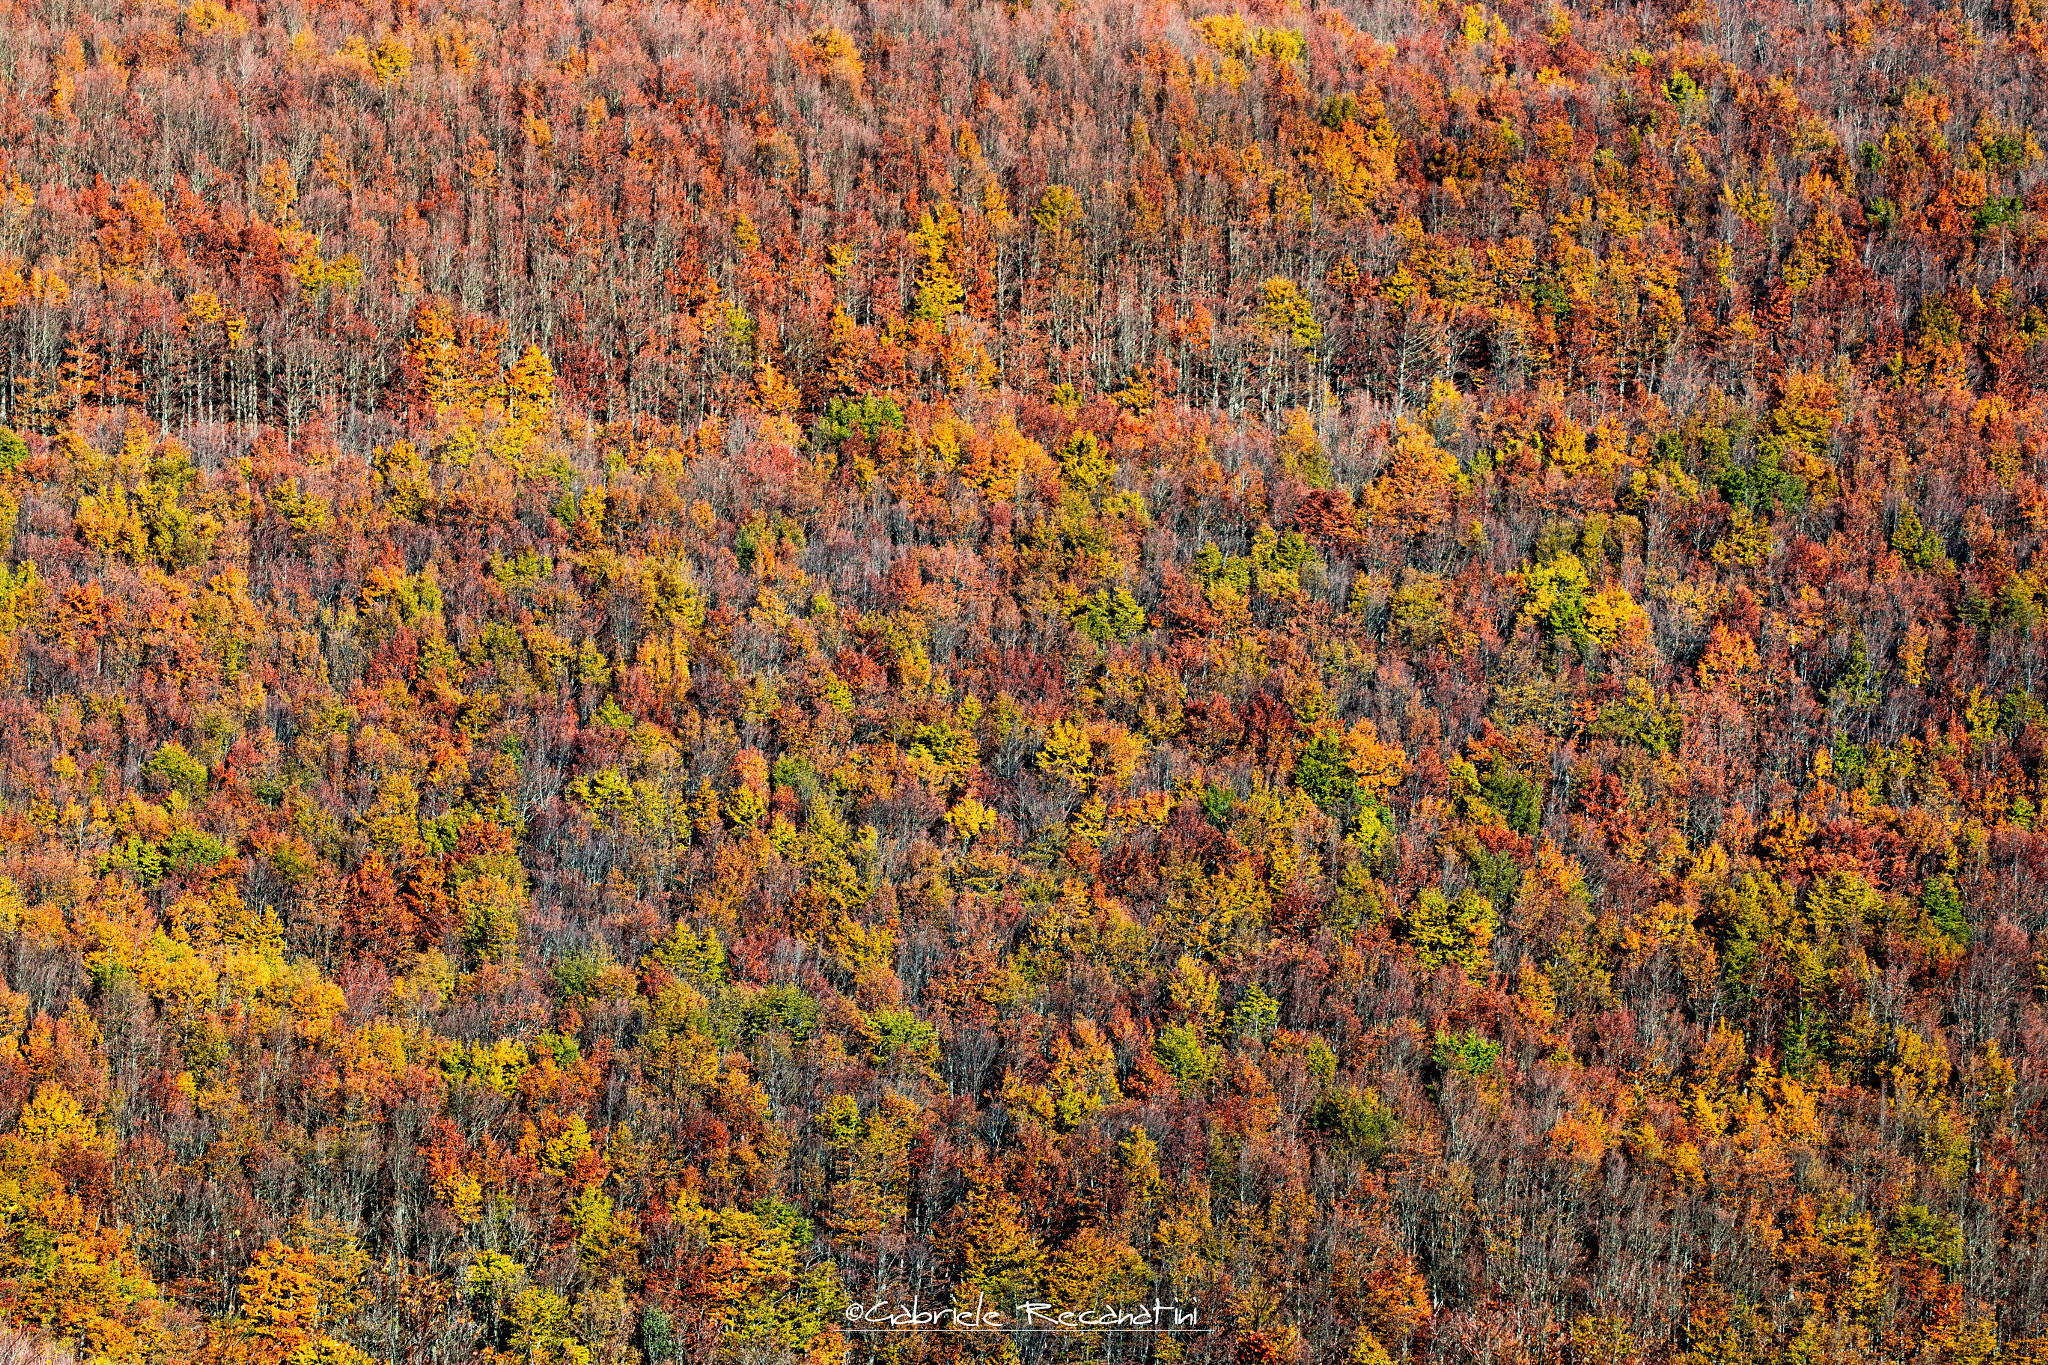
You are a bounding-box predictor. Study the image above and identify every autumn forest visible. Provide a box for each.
[0,0,2041,1360]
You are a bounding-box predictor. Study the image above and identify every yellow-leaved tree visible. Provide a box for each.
[0,1082,164,1361]
[227,1221,372,1365]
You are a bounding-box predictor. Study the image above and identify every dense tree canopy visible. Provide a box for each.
[0,0,2043,1361]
